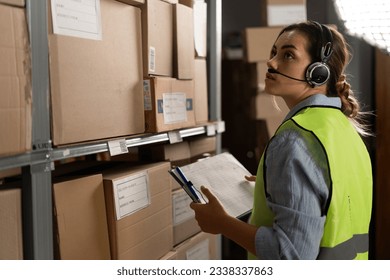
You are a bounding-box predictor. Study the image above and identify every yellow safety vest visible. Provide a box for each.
[249,106,372,259]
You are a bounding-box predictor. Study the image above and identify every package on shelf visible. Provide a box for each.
[179,0,207,58]
[0,167,21,180]
[260,0,307,27]
[172,188,201,245]
[142,0,173,77]
[188,135,216,162]
[139,141,191,168]
[143,77,196,133]
[52,174,111,260]
[0,186,23,260]
[172,232,219,260]
[161,0,178,3]
[102,161,173,260]
[173,3,195,79]
[194,58,208,124]
[0,0,24,6]
[250,92,289,136]
[243,26,282,63]
[48,0,144,146]
[115,0,144,6]
[0,3,32,156]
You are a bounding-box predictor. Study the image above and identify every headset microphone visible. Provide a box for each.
[268,68,306,82]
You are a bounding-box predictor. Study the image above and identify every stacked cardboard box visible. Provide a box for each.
[52,174,111,260]
[0,186,23,260]
[143,0,208,132]
[103,162,173,260]
[161,232,219,260]
[0,0,31,156]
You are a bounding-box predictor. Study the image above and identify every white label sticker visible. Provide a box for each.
[206,124,216,136]
[168,131,183,144]
[267,5,307,26]
[149,46,156,73]
[143,80,152,111]
[162,93,187,124]
[173,191,195,225]
[112,172,150,220]
[108,139,128,156]
[186,239,210,260]
[51,0,102,40]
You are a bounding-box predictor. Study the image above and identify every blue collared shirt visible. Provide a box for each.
[255,94,342,259]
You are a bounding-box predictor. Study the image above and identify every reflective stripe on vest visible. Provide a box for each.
[249,106,372,260]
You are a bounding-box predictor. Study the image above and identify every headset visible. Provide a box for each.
[268,21,334,87]
[305,21,333,87]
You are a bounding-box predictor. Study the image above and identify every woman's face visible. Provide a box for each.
[265,30,316,106]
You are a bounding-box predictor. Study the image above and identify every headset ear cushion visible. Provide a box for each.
[306,62,330,87]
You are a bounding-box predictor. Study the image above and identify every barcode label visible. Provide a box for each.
[108,139,128,156]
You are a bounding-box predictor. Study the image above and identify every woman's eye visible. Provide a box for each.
[284,52,294,59]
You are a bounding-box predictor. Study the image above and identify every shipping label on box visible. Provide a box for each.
[144,77,195,132]
[112,171,150,220]
[158,93,189,124]
[172,190,195,225]
[50,0,102,40]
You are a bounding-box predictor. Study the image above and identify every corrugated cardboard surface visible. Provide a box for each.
[142,0,173,76]
[173,3,194,79]
[144,77,195,132]
[48,0,144,145]
[0,0,24,6]
[103,162,173,260]
[0,187,23,260]
[173,232,218,260]
[53,174,111,260]
[189,135,216,158]
[194,58,208,124]
[244,27,282,62]
[0,4,31,156]
[115,0,144,5]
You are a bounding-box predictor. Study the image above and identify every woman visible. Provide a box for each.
[190,21,373,260]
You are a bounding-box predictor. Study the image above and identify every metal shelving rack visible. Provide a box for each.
[0,0,222,260]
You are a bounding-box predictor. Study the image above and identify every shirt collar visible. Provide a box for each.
[284,94,342,121]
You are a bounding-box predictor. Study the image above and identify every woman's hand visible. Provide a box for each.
[190,186,230,234]
[245,175,256,182]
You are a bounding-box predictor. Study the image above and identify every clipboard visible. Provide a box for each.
[169,152,255,218]
[169,167,202,203]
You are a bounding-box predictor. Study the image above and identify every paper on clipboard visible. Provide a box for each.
[178,152,255,218]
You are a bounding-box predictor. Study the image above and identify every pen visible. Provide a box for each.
[175,167,201,203]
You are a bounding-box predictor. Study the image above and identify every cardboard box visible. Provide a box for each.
[251,93,289,136]
[115,0,144,5]
[179,0,207,58]
[194,58,208,124]
[0,187,23,260]
[249,61,268,90]
[261,0,307,27]
[143,77,196,133]
[0,3,31,156]
[142,0,173,76]
[244,27,282,63]
[173,3,195,79]
[189,135,216,161]
[172,189,201,245]
[48,0,144,145]
[140,141,191,167]
[173,232,219,260]
[0,0,24,6]
[52,174,111,260]
[103,162,173,259]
